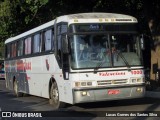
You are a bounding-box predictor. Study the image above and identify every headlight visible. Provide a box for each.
[131,78,143,83]
[137,78,142,82]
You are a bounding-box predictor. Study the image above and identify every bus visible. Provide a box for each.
[5,13,145,109]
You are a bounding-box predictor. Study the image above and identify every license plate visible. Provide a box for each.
[108,90,120,95]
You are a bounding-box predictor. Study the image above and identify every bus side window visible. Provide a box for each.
[44,29,52,51]
[11,42,17,58]
[25,37,32,55]
[33,33,41,53]
[40,29,53,52]
[17,40,23,56]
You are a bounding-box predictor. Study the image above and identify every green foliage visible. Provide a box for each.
[0,0,50,41]
[19,0,49,24]
[0,0,12,39]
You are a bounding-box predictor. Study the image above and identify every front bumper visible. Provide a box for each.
[73,84,145,104]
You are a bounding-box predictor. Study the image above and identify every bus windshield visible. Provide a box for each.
[69,33,142,69]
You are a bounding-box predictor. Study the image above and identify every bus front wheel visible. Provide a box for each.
[49,82,65,109]
[13,80,23,97]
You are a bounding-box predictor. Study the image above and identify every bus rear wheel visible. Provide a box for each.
[13,80,23,97]
[49,82,65,109]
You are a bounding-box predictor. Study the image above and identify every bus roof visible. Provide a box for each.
[5,12,137,44]
[58,12,137,21]
[5,20,55,44]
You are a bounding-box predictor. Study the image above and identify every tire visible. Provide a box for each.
[13,80,23,97]
[49,82,65,109]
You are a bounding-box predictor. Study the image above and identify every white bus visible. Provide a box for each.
[5,13,145,109]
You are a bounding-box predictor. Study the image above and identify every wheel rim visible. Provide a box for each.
[51,83,59,105]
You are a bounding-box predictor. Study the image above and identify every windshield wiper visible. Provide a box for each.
[94,59,106,73]
[93,51,131,73]
[116,51,131,71]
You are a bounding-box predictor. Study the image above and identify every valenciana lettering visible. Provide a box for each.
[99,72,125,76]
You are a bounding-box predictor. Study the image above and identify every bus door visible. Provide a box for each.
[56,22,69,80]
[56,22,72,103]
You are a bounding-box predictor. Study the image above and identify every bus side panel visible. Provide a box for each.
[5,60,15,90]
[5,55,73,103]
[5,61,10,89]
[37,54,69,101]
[23,55,64,99]
[16,59,27,93]
[40,55,57,98]
[42,54,73,104]
[24,57,45,97]
[32,55,52,98]
[27,57,39,96]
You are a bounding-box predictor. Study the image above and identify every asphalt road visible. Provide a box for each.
[0,80,160,120]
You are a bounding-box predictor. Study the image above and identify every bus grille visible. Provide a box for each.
[97,79,128,86]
